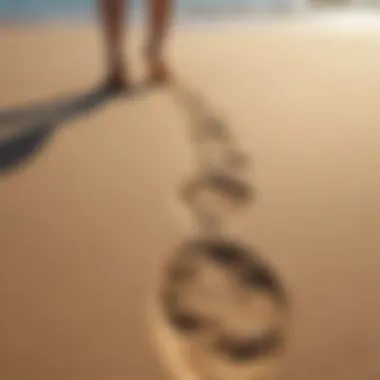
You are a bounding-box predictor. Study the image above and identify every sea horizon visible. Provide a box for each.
[0,0,304,24]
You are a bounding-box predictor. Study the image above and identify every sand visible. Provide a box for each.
[1,17,380,380]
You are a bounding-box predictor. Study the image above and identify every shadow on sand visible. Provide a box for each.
[0,86,121,175]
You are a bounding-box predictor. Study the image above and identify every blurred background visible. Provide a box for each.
[1,1,380,380]
[1,0,380,22]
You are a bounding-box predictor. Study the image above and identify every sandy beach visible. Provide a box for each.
[1,17,380,380]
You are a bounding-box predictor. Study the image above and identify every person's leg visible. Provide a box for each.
[146,0,173,82]
[99,0,129,91]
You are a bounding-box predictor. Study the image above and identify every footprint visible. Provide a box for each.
[151,239,289,380]
[151,82,290,380]
[181,171,255,229]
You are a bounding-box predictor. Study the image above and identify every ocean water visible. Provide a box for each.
[0,0,290,22]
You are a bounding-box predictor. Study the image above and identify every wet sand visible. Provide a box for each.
[1,19,380,380]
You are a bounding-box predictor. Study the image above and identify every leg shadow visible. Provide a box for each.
[0,124,53,173]
[0,86,113,175]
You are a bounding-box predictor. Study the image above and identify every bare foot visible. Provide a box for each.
[148,61,170,85]
[144,44,171,85]
[102,65,131,94]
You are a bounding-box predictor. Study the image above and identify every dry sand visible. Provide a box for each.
[1,18,380,380]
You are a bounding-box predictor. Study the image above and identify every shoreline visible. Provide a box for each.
[2,9,380,30]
